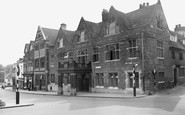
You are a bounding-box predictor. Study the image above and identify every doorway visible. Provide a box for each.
[77,74,90,92]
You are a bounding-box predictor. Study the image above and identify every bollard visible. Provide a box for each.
[16,91,20,104]
[133,85,136,97]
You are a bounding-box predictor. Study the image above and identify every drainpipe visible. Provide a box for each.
[141,31,145,92]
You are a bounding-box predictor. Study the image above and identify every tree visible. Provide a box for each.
[0,64,4,83]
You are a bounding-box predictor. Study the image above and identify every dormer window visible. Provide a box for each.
[183,40,185,45]
[105,21,119,36]
[170,35,177,42]
[80,31,85,42]
[58,38,64,48]
[156,15,163,29]
[30,45,33,50]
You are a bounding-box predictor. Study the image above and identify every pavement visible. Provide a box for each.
[3,87,146,98]
[1,87,147,109]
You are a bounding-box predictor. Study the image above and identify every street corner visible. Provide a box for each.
[0,103,34,109]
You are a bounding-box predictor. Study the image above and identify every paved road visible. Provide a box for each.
[0,87,185,115]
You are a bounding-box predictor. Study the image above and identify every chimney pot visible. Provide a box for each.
[143,3,145,7]
[139,4,142,9]
[147,2,149,6]
[61,23,66,30]
[102,9,108,22]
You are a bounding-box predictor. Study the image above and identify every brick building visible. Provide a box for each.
[34,26,58,91]
[53,0,185,96]
[23,41,34,90]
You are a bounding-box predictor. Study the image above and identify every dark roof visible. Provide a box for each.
[42,27,58,46]
[24,43,29,53]
[5,72,15,79]
[170,41,185,51]
[126,3,157,27]
[84,19,101,36]
[62,29,75,44]
[28,41,34,51]
[107,2,160,29]
[109,6,130,27]
[169,30,185,39]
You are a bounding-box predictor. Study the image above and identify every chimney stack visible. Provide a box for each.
[61,23,66,30]
[139,4,142,9]
[102,9,108,22]
[179,24,181,27]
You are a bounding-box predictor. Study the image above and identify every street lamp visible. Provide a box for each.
[16,64,20,104]
[132,64,138,97]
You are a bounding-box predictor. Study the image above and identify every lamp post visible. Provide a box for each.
[132,64,138,97]
[16,64,20,104]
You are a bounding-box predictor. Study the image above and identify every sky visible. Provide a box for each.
[0,0,185,67]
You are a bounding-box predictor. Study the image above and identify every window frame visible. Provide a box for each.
[105,43,120,61]
[40,57,45,68]
[93,47,100,63]
[172,51,175,59]
[157,40,164,58]
[179,53,183,60]
[34,58,39,68]
[128,39,138,58]
[77,49,88,63]
[105,21,120,36]
[108,72,119,88]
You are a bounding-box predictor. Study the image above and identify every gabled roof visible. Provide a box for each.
[169,30,185,51]
[106,1,164,30]
[169,41,185,51]
[62,29,75,44]
[42,27,58,46]
[24,43,29,54]
[126,3,157,28]
[28,41,34,51]
[5,72,15,79]
[109,6,130,28]
[84,19,101,37]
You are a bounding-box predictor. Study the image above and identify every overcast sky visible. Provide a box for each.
[0,0,184,66]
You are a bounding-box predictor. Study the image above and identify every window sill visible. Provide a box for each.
[105,59,120,62]
[108,87,118,89]
[128,57,138,60]
[157,57,164,59]
[57,46,65,49]
[156,27,163,30]
[104,32,120,37]
[95,86,104,88]
[93,61,99,64]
